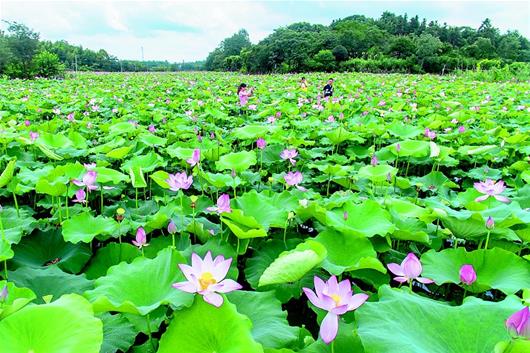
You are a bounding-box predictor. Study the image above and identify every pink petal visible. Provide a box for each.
[191,253,203,272]
[172,281,197,293]
[338,279,352,298]
[327,276,339,294]
[387,263,405,276]
[474,195,489,202]
[314,276,326,297]
[347,293,369,311]
[178,264,197,282]
[417,277,434,284]
[320,312,339,344]
[403,253,422,279]
[213,279,242,293]
[303,287,321,308]
[393,276,409,283]
[331,304,350,315]
[203,292,223,307]
[494,195,510,203]
[211,258,231,282]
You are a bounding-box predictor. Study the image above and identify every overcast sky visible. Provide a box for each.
[1,0,529,62]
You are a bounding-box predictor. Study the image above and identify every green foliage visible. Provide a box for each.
[32,50,65,78]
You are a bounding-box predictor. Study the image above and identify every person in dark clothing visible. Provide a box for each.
[323,78,334,97]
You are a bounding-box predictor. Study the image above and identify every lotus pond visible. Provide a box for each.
[0,72,529,353]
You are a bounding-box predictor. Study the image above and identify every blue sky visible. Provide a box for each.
[1,1,529,62]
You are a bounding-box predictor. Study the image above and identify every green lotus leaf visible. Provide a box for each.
[216,150,257,172]
[235,190,288,229]
[259,239,326,287]
[149,170,170,188]
[323,200,395,238]
[300,321,365,353]
[99,313,137,353]
[158,296,264,353]
[0,280,36,319]
[84,243,141,280]
[9,265,94,303]
[138,133,167,147]
[314,229,385,275]
[62,212,119,244]
[227,290,299,349]
[0,294,103,353]
[129,166,147,188]
[0,237,14,261]
[458,145,500,156]
[84,248,193,315]
[11,229,91,273]
[106,146,133,159]
[358,164,397,183]
[233,124,278,140]
[0,207,37,244]
[392,140,430,157]
[356,286,522,353]
[122,152,166,173]
[95,167,129,184]
[422,247,530,294]
[0,158,16,188]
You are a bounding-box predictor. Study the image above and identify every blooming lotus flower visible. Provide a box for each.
[168,220,177,234]
[73,171,98,191]
[67,113,74,121]
[187,149,200,167]
[424,128,436,140]
[506,307,530,338]
[459,264,477,286]
[248,104,257,111]
[83,163,96,170]
[166,172,193,192]
[148,124,156,133]
[267,116,276,124]
[280,149,298,166]
[72,189,87,203]
[473,179,510,203]
[24,120,30,127]
[458,126,465,134]
[387,253,433,285]
[284,171,306,191]
[256,138,266,149]
[207,194,232,214]
[132,227,148,249]
[29,131,39,141]
[173,252,242,307]
[303,276,368,344]
[486,216,495,229]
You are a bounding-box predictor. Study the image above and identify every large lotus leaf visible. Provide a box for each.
[0,294,103,353]
[99,313,137,353]
[158,296,264,353]
[0,158,16,188]
[392,140,430,157]
[235,190,289,229]
[0,237,13,261]
[325,127,357,144]
[221,209,268,239]
[259,240,326,287]
[314,229,385,275]
[358,164,397,183]
[323,200,395,238]
[0,280,36,319]
[300,322,365,353]
[458,145,500,156]
[9,265,94,303]
[11,229,91,273]
[441,214,519,242]
[122,151,166,173]
[227,290,299,349]
[62,212,119,243]
[387,122,423,139]
[95,167,129,184]
[495,340,530,353]
[84,248,193,315]
[149,170,170,189]
[138,133,167,147]
[0,207,37,244]
[106,145,133,159]
[35,177,67,196]
[422,248,530,294]
[129,166,147,188]
[216,150,257,172]
[356,286,522,353]
[233,124,279,139]
[84,243,141,279]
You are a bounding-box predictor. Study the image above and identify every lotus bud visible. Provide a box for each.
[486,216,495,229]
[116,207,125,221]
[168,220,177,235]
[0,285,7,302]
[459,264,477,286]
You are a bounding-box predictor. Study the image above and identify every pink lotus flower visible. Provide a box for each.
[72,189,87,204]
[506,307,530,339]
[67,113,74,121]
[187,149,200,167]
[167,220,177,234]
[459,264,477,286]
[173,252,242,307]
[327,115,335,123]
[473,179,510,203]
[424,128,436,140]
[148,124,156,133]
[303,276,368,344]
[284,171,306,191]
[280,149,298,166]
[207,194,232,214]
[396,143,401,153]
[132,227,148,249]
[166,172,193,192]
[458,126,465,134]
[387,253,433,285]
[83,163,96,170]
[486,216,495,229]
[371,155,378,166]
[24,120,31,127]
[256,138,266,150]
[73,171,98,191]
[29,131,39,141]
[248,104,257,111]
[267,116,276,124]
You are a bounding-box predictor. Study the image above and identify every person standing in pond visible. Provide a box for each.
[323,78,334,97]
[238,83,253,107]
[300,77,308,91]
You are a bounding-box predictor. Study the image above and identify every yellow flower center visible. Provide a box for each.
[199,272,217,291]
[330,294,341,306]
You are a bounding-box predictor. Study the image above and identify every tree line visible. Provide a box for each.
[0,21,204,78]
[205,12,530,74]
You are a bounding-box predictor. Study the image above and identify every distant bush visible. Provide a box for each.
[32,51,65,78]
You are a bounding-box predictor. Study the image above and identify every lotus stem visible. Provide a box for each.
[12,192,19,218]
[100,188,104,214]
[484,230,491,250]
[331,340,335,353]
[135,188,139,208]
[146,313,155,351]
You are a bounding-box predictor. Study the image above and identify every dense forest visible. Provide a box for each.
[206,13,530,73]
[1,11,529,78]
[0,22,204,78]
